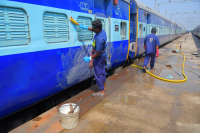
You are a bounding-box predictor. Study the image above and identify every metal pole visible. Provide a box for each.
[171,64,182,76]
[157,3,160,12]
[165,10,167,17]
[154,0,157,10]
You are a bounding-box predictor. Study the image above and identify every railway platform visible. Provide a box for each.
[10,33,200,133]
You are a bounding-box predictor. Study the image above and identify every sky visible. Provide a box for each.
[136,0,200,30]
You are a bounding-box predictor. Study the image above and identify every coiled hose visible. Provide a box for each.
[131,42,187,83]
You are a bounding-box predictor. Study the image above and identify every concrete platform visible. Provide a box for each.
[10,33,200,133]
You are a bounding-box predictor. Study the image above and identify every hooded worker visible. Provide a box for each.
[143,27,160,72]
[79,20,107,97]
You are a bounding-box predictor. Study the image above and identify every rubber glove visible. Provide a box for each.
[83,56,92,62]
[156,49,159,57]
[167,75,173,79]
[78,25,88,30]
[176,50,180,52]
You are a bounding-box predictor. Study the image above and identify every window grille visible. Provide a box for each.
[77,16,92,41]
[43,12,69,43]
[0,6,30,47]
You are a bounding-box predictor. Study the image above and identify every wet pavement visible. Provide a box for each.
[10,33,200,133]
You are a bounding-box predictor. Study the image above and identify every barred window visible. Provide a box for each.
[77,16,92,41]
[0,6,30,47]
[43,12,69,43]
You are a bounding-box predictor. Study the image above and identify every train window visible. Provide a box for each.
[150,25,153,34]
[139,23,143,37]
[0,6,30,47]
[43,12,69,43]
[77,16,93,41]
[120,21,127,39]
[160,27,162,34]
[97,19,105,30]
[154,26,158,33]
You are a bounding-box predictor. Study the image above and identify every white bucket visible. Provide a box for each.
[59,103,80,129]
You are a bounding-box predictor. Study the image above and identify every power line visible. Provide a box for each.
[157,0,200,13]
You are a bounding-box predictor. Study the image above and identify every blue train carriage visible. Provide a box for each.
[176,24,182,38]
[129,0,182,59]
[0,0,130,120]
[193,25,200,37]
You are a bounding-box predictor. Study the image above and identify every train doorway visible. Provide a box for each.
[146,13,151,35]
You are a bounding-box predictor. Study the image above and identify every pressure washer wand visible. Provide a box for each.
[167,64,182,76]
[172,65,182,76]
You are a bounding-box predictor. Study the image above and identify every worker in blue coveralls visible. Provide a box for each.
[143,27,160,73]
[79,20,107,97]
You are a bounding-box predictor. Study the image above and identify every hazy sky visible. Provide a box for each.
[136,0,200,30]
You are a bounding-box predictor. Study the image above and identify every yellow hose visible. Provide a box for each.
[131,42,187,83]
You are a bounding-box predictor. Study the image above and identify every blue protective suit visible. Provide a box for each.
[143,33,160,69]
[92,30,107,90]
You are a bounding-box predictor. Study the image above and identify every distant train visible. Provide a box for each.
[129,0,182,59]
[0,0,182,121]
[193,25,200,37]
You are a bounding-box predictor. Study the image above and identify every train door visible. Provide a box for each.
[129,13,137,59]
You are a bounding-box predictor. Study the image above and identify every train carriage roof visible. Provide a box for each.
[135,0,181,27]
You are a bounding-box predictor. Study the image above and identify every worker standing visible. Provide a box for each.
[79,20,107,97]
[143,28,160,73]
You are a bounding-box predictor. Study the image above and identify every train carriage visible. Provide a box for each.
[0,0,130,120]
[0,0,183,124]
[129,0,182,59]
[193,25,200,37]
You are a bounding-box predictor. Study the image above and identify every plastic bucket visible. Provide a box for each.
[59,103,80,129]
